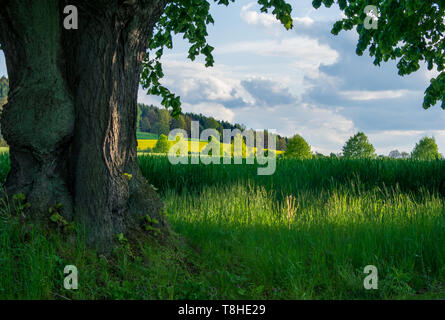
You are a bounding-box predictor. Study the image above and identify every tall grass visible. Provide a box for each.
[141,155,445,298]
[164,183,445,298]
[136,132,159,140]
[0,153,444,299]
[139,155,445,198]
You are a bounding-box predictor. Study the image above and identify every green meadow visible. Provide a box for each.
[0,152,444,299]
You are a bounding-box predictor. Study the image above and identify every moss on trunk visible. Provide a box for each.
[0,0,168,252]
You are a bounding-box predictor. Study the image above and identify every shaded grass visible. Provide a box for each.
[0,198,214,300]
[138,155,445,201]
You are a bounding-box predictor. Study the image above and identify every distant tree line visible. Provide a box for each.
[285,131,443,161]
[138,104,289,151]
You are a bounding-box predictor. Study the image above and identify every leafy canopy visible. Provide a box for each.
[285,134,312,159]
[141,0,293,117]
[342,132,375,159]
[411,136,442,160]
[313,0,445,109]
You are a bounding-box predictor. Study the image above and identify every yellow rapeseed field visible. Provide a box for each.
[137,139,284,154]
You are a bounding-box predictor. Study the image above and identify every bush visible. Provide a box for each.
[342,132,375,159]
[153,134,170,154]
[411,136,442,160]
[284,134,312,159]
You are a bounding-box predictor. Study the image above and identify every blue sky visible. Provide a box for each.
[1,0,443,155]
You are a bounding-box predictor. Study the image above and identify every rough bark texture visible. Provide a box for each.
[0,1,75,218]
[0,0,168,252]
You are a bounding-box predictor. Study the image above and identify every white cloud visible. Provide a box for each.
[425,68,441,81]
[138,88,162,106]
[217,37,339,69]
[339,90,415,101]
[241,2,314,29]
[293,16,314,27]
[240,3,279,29]
[182,102,235,123]
[159,58,255,106]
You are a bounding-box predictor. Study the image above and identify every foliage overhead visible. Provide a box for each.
[285,134,312,159]
[140,0,293,117]
[342,132,375,159]
[411,136,442,160]
[312,0,445,110]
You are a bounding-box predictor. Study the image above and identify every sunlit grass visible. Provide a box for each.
[164,183,445,299]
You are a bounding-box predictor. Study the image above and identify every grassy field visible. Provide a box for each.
[0,153,444,299]
[137,132,159,140]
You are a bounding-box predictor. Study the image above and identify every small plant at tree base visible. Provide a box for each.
[123,173,133,181]
[49,204,74,232]
[141,215,161,236]
[12,193,31,218]
[114,233,137,259]
[116,233,128,244]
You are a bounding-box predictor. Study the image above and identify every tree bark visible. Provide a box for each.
[0,0,76,218]
[0,0,168,252]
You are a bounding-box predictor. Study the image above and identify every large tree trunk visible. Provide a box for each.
[0,1,76,218]
[0,0,168,252]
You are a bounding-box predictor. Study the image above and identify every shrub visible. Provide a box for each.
[342,132,375,159]
[153,134,170,154]
[285,134,312,159]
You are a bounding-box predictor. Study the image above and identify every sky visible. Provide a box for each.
[0,0,443,155]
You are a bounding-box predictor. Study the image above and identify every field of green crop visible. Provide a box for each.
[0,152,444,299]
[137,132,159,140]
